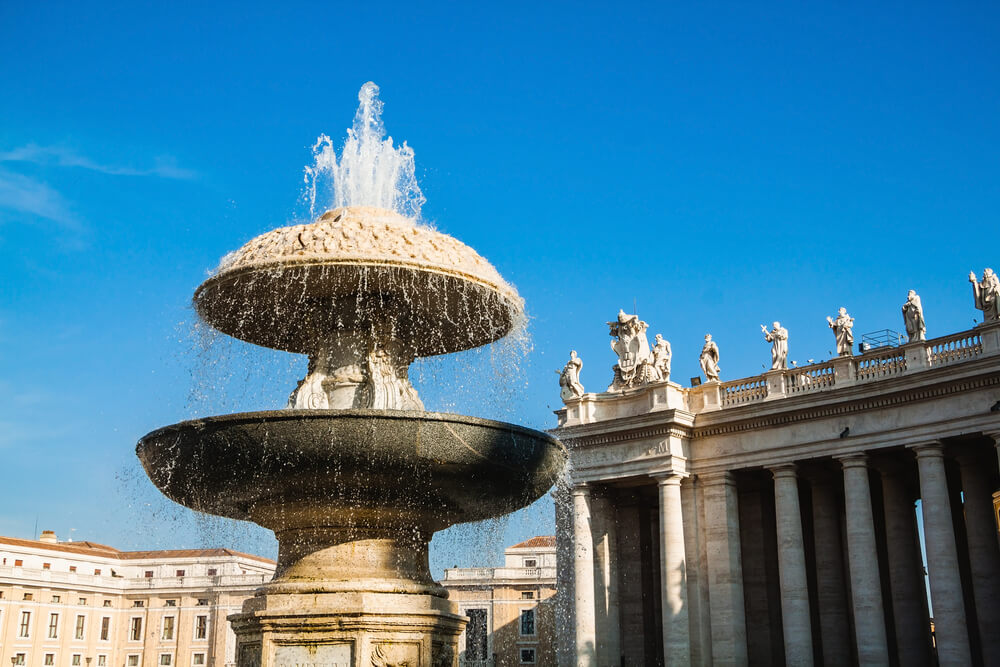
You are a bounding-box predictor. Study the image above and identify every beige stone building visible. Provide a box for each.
[0,531,275,667]
[555,317,1000,666]
[441,537,557,667]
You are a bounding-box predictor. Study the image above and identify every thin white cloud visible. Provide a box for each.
[0,144,195,180]
[0,167,82,230]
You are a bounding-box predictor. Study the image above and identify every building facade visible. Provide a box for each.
[555,316,1000,666]
[0,531,275,667]
[441,537,557,667]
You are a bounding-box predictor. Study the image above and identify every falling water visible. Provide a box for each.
[304,81,425,220]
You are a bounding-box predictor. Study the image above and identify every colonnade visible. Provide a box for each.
[570,434,1000,666]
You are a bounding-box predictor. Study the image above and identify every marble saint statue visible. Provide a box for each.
[762,322,789,370]
[699,334,721,382]
[651,334,672,382]
[826,307,855,356]
[607,309,657,391]
[969,268,1000,323]
[558,350,585,401]
[902,290,926,342]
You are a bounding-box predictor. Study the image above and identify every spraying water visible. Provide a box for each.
[304,82,425,220]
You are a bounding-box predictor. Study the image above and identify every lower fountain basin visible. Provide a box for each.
[137,409,566,532]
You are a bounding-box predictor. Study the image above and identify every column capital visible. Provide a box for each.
[908,440,945,458]
[834,451,869,468]
[768,462,799,480]
[570,482,591,497]
[698,470,736,487]
[651,470,689,486]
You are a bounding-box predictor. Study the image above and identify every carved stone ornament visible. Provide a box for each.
[607,309,659,391]
[762,322,788,370]
[902,290,926,342]
[969,268,1000,322]
[699,334,721,382]
[827,307,854,356]
[559,350,585,401]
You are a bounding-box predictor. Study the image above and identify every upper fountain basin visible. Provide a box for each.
[136,409,566,531]
[194,206,524,357]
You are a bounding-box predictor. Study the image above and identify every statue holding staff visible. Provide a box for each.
[969,268,1000,323]
[651,334,672,382]
[826,307,855,356]
[902,290,926,342]
[558,350,585,401]
[699,334,721,382]
[761,322,789,370]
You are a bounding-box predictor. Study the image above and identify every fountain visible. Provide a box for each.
[136,83,566,667]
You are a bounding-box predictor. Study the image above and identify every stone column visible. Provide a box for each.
[654,472,690,666]
[956,449,1000,666]
[769,464,814,666]
[591,492,622,666]
[836,453,890,666]
[701,471,748,666]
[875,461,932,666]
[682,477,711,666]
[808,473,851,666]
[911,442,972,666]
[572,484,598,666]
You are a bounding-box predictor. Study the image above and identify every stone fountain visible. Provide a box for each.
[136,84,566,667]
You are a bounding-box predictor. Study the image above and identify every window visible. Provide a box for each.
[195,615,208,639]
[130,616,143,641]
[52,595,61,603]
[69,566,77,572]
[196,598,208,606]
[165,599,176,607]
[103,599,112,607]
[144,570,154,578]
[523,559,537,568]
[520,648,536,664]
[206,568,217,576]
[133,600,145,608]
[520,608,535,636]
[43,562,51,570]
[75,614,85,639]
[14,559,23,566]
[160,654,173,666]
[44,655,54,666]
[72,655,82,666]
[127,657,139,667]
[98,656,107,666]
[465,609,488,661]
[521,591,535,599]
[100,616,111,640]
[162,615,175,640]
[192,654,205,666]
[19,610,31,637]
[78,597,87,605]
[94,568,101,575]
[14,654,25,666]
[23,592,33,600]
[48,612,59,638]
[175,569,185,577]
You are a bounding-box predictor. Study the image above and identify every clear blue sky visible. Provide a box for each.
[1,1,998,574]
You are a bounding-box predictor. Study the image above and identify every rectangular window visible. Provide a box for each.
[160,654,172,666]
[165,599,176,607]
[175,569,185,577]
[196,598,208,606]
[98,657,107,666]
[465,609,488,661]
[144,570,153,578]
[523,559,537,568]
[14,559,23,566]
[69,566,77,572]
[52,595,61,603]
[94,568,101,575]
[521,591,535,599]
[14,654,25,666]
[75,614,86,639]
[19,610,31,637]
[206,568,217,576]
[48,612,59,638]
[78,597,87,605]
[520,608,535,636]
[72,655,81,666]
[127,657,139,667]
[133,600,145,608]
[23,592,33,600]
[520,648,536,664]
[162,615,175,640]
[130,616,143,641]
[195,615,208,640]
[101,616,111,640]
[103,599,112,607]
[44,655,54,666]
[43,562,51,570]
[192,654,205,666]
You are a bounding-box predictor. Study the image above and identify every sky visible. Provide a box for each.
[1,1,998,575]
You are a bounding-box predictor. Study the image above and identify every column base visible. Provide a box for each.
[230,589,466,667]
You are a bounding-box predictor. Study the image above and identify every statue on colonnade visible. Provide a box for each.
[651,334,672,382]
[699,334,721,382]
[558,350,585,401]
[969,268,1000,323]
[827,307,855,356]
[902,290,926,342]
[607,309,658,391]
[762,321,789,370]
